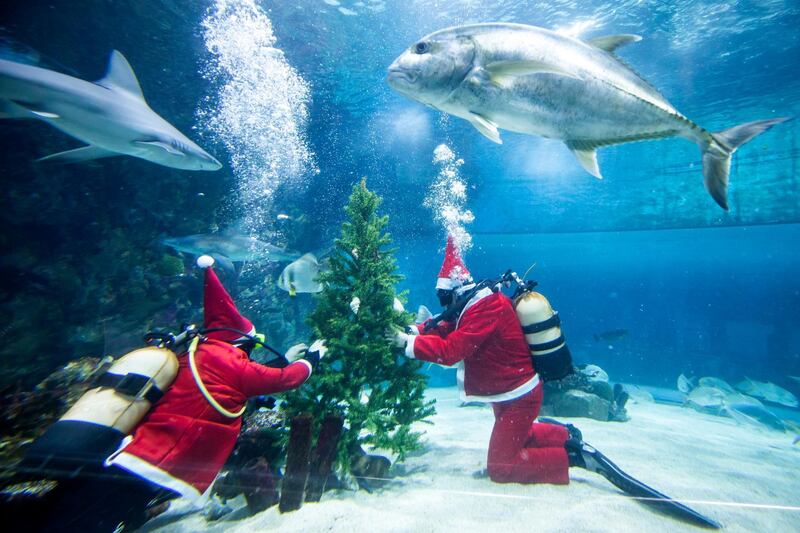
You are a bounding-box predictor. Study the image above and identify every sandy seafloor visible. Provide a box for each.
[143,387,800,533]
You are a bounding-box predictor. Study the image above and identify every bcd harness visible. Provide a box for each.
[93,325,286,421]
[424,269,574,382]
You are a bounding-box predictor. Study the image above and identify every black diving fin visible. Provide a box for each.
[581,442,721,529]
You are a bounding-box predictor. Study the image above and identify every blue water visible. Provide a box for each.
[399,224,800,388]
[1,0,799,527]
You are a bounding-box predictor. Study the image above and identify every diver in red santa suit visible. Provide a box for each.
[33,255,326,532]
[390,236,592,485]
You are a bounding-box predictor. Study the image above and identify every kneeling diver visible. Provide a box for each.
[389,236,720,529]
[11,256,327,532]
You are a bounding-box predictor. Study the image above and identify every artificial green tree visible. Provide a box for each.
[284,179,435,473]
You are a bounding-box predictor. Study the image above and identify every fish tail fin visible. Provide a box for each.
[700,117,791,210]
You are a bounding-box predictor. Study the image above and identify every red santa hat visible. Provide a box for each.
[436,235,473,290]
[197,255,255,343]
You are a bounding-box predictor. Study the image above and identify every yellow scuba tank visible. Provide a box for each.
[514,291,573,381]
[59,346,179,435]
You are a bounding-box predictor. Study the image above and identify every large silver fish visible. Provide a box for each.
[387,23,790,209]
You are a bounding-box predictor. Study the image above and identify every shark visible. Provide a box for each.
[163,230,301,263]
[0,50,222,170]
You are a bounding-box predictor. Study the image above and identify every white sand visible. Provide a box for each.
[144,387,800,532]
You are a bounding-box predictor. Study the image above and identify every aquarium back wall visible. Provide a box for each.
[396,223,800,389]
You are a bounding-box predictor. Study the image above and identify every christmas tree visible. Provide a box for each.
[284,179,435,471]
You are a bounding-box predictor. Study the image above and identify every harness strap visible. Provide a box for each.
[188,337,246,418]
[529,335,565,352]
[95,372,164,404]
[522,312,560,334]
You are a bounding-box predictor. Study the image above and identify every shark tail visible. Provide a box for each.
[700,117,791,210]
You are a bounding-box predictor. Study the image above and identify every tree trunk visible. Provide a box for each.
[305,415,344,502]
[279,413,312,513]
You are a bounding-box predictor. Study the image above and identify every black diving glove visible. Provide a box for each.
[285,340,328,371]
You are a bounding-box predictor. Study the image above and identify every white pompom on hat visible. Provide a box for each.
[197,255,215,269]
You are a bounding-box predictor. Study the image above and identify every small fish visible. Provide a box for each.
[276,213,291,221]
[393,297,405,313]
[622,384,655,403]
[686,386,726,410]
[593,329,629,342]
[789,376,800,385]
[698,377,735,394]
[677,373,695,394]
[723,392,763,408]
[416,305,433,324]
[735,378,798,408]
[725,403,786,432]
[277,253,322,296]
[579,364,608,383]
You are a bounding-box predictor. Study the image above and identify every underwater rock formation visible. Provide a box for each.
[541,364,629,422]
[0,356,101,479]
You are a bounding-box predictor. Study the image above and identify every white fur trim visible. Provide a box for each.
[235,325,257,340]
[436,277,456,290]
[197,255,215,268]
[296,358,314,375]
[409,324,420,334]
[104,435,133,466]
[455,287,493,329]
[109,451,206,506]
[459,373,541,403]
[405,335,417,359]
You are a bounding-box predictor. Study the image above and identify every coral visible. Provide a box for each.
[0,356,102,478]
[155,254,186,278]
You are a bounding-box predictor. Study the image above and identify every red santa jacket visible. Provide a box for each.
[408,288,539,402]
[107,338,311,504]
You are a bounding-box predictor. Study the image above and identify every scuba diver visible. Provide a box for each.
[388,236,576,484]
[12,255,326,532]
[388,236,721,529]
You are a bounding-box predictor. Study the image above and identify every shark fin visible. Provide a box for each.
[485,60,580,86]
[0,100,31,119]
[468,112,502,144]
[587,34,642,53]
[37,145,118,164]
[566,141,603,179]
[1,100,59,120]
[96,50,146,101]
[134,140,185,156]
[30,110,60,119]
